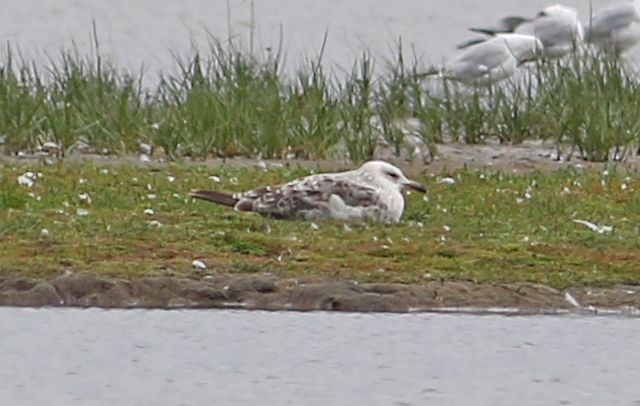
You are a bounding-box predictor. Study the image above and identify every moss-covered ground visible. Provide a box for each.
[1,161,639,289]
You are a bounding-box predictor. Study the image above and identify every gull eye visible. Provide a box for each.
[387,171,399,179]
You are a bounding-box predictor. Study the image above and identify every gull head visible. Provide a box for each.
[357,161,426,193]
[538,5,583,41]
[538,4,578,20]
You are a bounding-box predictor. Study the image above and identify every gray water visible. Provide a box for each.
[0,0,633,80]
[1,308,639,406]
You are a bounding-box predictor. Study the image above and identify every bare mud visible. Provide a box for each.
[1,273,639,314]
[3,139,640,176]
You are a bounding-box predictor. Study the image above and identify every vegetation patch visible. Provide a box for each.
[1,38,640,162]
[1,162,639,289]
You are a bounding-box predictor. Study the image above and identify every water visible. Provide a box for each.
[1,308,639,406]
[0,0,632,81]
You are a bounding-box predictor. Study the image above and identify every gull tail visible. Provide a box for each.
[189,189,238,207]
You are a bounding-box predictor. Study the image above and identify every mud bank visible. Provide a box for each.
[1,273,639,314]
[5,139,640,175]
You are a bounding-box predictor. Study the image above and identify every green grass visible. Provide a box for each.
[1,162,639,288]
[1,38,640,162]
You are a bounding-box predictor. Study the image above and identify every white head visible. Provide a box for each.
[539,5,583,41]
[357,161,426,193]
[497,33,543,64]
[540,4,579,20]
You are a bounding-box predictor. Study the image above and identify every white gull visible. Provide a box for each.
[515,5,583,57]
[462,5,583,58]
[440,34,542,86]
[585,1,640,55]
[189,161,426,223]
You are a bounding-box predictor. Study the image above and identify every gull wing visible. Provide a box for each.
[527,17,575,45]
[447,38,514,84]
[469,16,529,36]
[237,174,382,220]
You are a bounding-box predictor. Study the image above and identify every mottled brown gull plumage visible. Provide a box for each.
[189,161,426,223]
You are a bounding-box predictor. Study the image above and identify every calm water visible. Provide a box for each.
[1,308,639,405]
[0,0,632,80]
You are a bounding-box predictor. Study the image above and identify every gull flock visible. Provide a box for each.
[436,1,640,86]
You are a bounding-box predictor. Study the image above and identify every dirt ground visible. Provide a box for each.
[4,139,640,175]
[1,273,639,314]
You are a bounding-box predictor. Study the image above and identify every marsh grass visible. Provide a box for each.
[1,162,639,287]
[1,36,640,162]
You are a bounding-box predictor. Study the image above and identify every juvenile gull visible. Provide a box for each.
[189,161,426,223]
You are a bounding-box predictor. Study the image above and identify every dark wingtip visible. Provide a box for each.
[457,37,488,49]
[468,27,499,36]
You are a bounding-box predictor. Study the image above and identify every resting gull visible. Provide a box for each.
[189,161,426,223]
[438,33,542,86]
[585,1,640,55]
[515,5,583,57]
[462,5,583,58]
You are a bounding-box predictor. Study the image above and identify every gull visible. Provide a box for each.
[189,161,426,223]
[516,5,584,57]
[437,34,542,86]
[585,1,640,55]
[461,5,583,58]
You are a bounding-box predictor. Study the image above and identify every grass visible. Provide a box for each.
[1,161,639,288]
[1,37,640,162]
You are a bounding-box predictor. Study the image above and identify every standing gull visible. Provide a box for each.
[585,1,640,55]
[515,5,584,58]
[437,34,542,86]
[462,5,583,58]
[189,161,426,223]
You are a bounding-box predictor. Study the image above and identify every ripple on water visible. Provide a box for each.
[0,308,639,405]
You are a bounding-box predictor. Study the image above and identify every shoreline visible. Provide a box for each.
[1,273,639,315]
[3,139,640,175]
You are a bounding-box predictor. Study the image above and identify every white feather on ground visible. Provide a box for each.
[572,219,613,234]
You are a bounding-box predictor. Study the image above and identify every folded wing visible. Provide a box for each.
[238,175,383,220]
